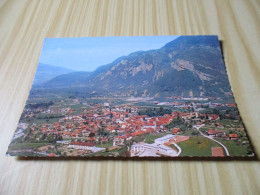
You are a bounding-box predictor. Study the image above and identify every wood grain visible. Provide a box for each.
[0,0,260,194]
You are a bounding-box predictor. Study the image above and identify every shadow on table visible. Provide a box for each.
[17,155,258,161]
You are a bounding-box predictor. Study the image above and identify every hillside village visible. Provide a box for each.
[8,97,253,157]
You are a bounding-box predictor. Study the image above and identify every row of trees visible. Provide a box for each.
[39,134,63,143]
[138,107,172,117]
[25,101,54,109]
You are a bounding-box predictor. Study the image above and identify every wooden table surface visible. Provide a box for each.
[0,0,259,194]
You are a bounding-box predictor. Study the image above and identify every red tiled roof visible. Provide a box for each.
[226,103,236,107]
[143,128,154,132]
[131,115,146,120]
[70,141,94,147]
[143,122,154,126]
[229,134,238,138]
[87,137,96,141]
[207,129,223,135]
[210,116,218,120]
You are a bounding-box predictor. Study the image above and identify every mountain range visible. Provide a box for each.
[32,63,75,85]
[33,36,232,98]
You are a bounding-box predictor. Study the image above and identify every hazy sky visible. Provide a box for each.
[39,36,179,71]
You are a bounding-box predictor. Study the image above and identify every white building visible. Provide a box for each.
[130,134,179,157]
[56,140,71,145]
[154,134,175,144]
[104,103,110,107]
[67,142,105,153]
[131,143,177,157]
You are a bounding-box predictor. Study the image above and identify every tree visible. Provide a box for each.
[159,106,164,115]
[192,131,199,136]
[56,150,61,155]
[180,126,186,132]
[40,134,47,141]
[177,112,180,120]
[98,127,105,136]
[229,130,235,134]
[46,134,56,144]
[213,108,219,115]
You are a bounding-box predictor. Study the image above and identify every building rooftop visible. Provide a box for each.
[154,134,175,142]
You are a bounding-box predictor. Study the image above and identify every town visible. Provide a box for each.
[7,97,253,157]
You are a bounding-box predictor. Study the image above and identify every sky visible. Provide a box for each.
[39,36,179,71]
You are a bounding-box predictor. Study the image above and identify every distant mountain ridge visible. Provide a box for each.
[33,63,75,85]
[43,71,91,87]
[35,36,232,97]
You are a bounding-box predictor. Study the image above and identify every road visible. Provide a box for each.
[171,142,182,156]
[193,125,230,156]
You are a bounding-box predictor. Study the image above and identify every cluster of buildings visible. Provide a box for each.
[166,96,222,101]
[131,134,178,157]
[67,141,105,153]
[38,104,181,140]
[155,100,237,111]
[207,128,239,140]
[12,98,244,156]
[21,102,227,143]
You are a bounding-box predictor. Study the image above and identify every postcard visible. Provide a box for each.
[7,35,255,158]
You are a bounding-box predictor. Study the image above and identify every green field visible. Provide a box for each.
[95,142,113,148]
[87,146,128,157]
[198,127,208,134]
[23,117,60,126]
[8,142,49,151]
[216,139,249,156]
[178,136,222,157]
[218,119,242,126]
[170,144,178,152]
[86,150,112,157]
[181,129,199,136]
[144,133,168,144]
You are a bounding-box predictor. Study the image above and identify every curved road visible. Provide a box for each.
[193,125,230,156]
[171,142,182,156]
